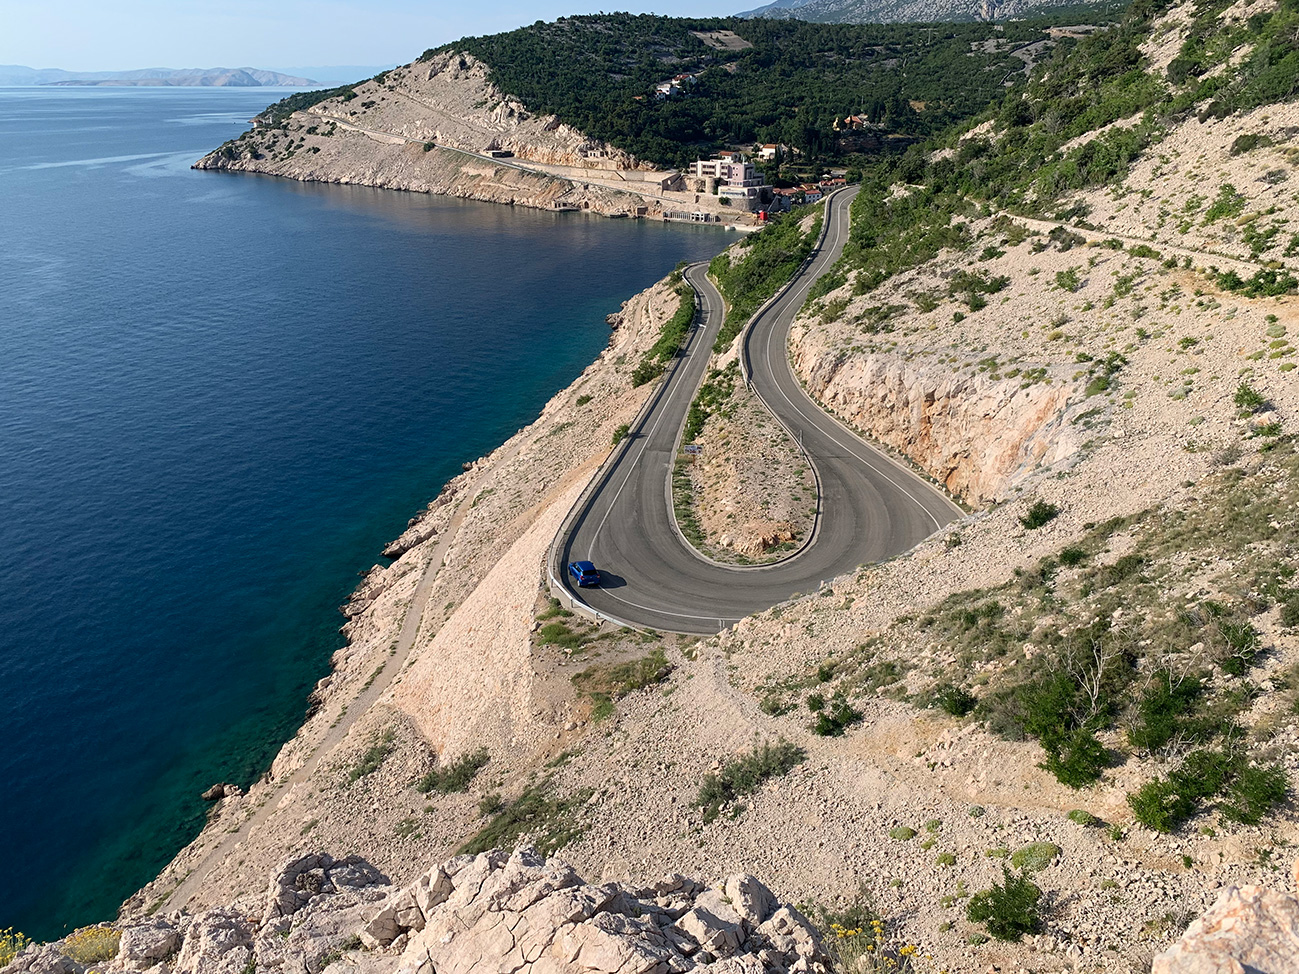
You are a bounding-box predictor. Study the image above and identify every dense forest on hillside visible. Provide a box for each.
[421,15,1069,168]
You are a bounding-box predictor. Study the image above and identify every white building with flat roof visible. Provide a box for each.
[690,153,768,210]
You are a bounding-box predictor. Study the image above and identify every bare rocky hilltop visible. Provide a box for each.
[7,0,1294,971]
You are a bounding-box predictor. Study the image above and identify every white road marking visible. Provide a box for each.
[586,267,714,559]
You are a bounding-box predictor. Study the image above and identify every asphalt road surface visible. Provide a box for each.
[556,188,962,633]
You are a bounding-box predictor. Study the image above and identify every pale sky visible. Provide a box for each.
[3,0,747,71]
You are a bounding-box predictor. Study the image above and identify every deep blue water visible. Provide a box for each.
[0,86,725,938]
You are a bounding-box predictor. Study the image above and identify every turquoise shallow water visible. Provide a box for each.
[0,86,726,938]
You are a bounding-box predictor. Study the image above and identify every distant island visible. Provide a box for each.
[0,65,316,87]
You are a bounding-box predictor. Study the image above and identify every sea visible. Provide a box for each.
[0,85,726,939]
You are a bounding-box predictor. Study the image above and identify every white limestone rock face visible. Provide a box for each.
[172,909,253,974]
[4,944,88,974]
[117,918,180,970]
[258,886,389,974]
[29,850,825,974]
[383,848,831,974]
[263,853,388,920]
[1152,860,1299,974]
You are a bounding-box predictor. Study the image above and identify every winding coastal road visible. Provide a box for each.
[554,188,962,633]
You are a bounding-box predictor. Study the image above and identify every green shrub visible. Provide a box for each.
[631,286,695,386]
[416,748,490,794]
[1219,764,1289,825]
[457,783,590,857]
[1055,267,1082,292]
[611,423,630,447]
[1128,673,1204,751]
[1217,621,1260,676]
[1020,500,1060,529]
[812,698,863,736]
[1216,269,1298,297]
[477,793,504,816]
[1234,382,1267,412]
[949,270,1009,310]
[349,729,396,782]
[1127,749,1287,832]
[966,868,1042,942]
[936,852,957,866]
[1085,375,1111,396]
[1090,553,1144,589]
[1040,728,1107,788]
[1128,776,1194,833]
[990,670,1109,787]
[1010,842,1060,873]
[935,683,977,717]
[1067,809,1098,826]
[1059,546,1087,566]
[712,212,820,353]
[889,825,917,840]
[682,363,737,444]
[1204,184,1246,224]
[697,739,806,823]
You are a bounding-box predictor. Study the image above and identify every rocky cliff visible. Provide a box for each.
[788,339,1081,506]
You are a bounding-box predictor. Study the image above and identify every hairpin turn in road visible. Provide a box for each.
[554,187,963,634]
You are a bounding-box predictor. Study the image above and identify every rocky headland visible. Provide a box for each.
[192,53,746,224]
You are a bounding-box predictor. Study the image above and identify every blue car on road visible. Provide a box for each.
[568,561,600,587]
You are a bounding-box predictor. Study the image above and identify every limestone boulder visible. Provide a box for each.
[117,918,180,969]
[1152,865,1299,974]
[4,944,86,974]
[263,853,388,920]
[722,875,777,931]
[171,909,253,974]
[257,886,387,973]
[370,847,830,974]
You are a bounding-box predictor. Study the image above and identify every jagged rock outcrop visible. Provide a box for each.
[789,338,1081,505]
[8,851,828,974]
[1152,858,1299,974]
[360,848,830,973]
